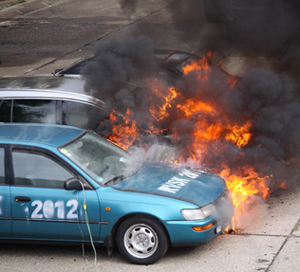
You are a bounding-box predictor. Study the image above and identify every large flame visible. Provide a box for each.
[220,166,270,228]
[103,53,285,230]
[107,108,138,150]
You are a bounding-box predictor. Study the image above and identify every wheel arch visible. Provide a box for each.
[104,212,171,250]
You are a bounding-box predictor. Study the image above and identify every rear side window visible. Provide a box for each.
[0,100,11,122]
[0,148,5,184]
[13,100,57,124]
[63,101,108,131]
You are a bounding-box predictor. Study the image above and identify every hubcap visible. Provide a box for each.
[124,223,158,259]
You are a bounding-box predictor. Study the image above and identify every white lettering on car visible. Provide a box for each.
[55,200,65,219]
[31,199,78,219]
[31,200,43,218]
[66,199,78,219]
[158,185,178,194]
[158,177,190,194]
[179,168,199,179]
[43,200,54,218]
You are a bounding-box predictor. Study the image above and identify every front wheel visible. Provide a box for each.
[116,216,169,264]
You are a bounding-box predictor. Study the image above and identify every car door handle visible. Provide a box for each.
[15,196,31,203]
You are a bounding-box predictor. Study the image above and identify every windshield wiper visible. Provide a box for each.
[104,175,125,186]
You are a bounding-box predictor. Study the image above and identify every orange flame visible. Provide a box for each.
[106,53,285,231]
[228,76,238,88]
[277,181,287,190]
[225,121,252,147]
[173,97,252,148]
[220,166,269,229]
[108,108,138,149]
[182,57,211,82]
[149,81,178,122]
[177,99,216,115]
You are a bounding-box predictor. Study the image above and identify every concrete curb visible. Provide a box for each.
[0,0,66,22]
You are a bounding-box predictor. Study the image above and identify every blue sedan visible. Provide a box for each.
[0,123,234,264]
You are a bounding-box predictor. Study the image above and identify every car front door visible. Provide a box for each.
[9,146,101,242]
[0,145,11,238]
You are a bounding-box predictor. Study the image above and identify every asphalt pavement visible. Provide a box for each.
[0,1,300,271]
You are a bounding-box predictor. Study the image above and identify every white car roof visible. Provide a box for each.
[0,75,106,109]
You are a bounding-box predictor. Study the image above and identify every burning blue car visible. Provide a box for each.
[0,123,234,264]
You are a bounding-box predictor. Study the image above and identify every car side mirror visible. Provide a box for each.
[64,177,83,190]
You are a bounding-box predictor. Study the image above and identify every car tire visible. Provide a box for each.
[116,216,169,264]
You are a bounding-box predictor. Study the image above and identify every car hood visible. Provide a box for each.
[112,163,226,207]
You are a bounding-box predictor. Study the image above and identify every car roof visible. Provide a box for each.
[54,49,199,77]
[0,75,106,109]
[0,123,84,148]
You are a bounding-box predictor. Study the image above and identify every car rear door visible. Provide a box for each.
[0,145,11,238]
[9,146,101,242]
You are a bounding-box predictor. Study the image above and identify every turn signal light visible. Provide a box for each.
[192,223,214,231]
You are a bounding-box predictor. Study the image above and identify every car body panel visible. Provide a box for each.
[53,49,200,79]
[10,186,101,241]
[97,186,232,246]
[0,76,106,109]
[52,48,233,81]
[0,185,11,238]
[0,123,83,147]
[113,163,225,207]
[163,219,219,245]
[0,123,234,249]
[0,89,105,109]
[97,186,197,242]
[0,144,11,237]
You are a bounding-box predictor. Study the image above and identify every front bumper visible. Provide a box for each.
[164,213,232,247]
[164,190,234,246]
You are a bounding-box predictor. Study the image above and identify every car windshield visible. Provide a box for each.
[59,132,143,186]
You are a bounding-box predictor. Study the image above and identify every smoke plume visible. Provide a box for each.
[79,1,300,228]
[80,1,300,210]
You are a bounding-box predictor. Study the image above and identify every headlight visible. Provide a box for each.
[201,204,216,218]
[181,204,216,220]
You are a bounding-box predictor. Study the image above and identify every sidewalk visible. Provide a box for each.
[0,0,66,22]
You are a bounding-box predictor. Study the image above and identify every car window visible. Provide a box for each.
[13,100,57,124]
[0,148,5,184]
[0,100,11,122]
[59,132,140,185]
[12,149,75,188]
[63,101,108,131]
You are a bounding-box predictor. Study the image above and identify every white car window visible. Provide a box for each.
[64,101,108,131]
[13,100,57,124]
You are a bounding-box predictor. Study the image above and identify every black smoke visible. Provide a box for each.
[82,35,156,105]
[81,35,172,139]
[171,66,300,189]
[118,0,300,76]
[81,1,300,191]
